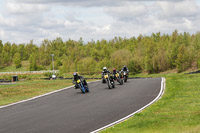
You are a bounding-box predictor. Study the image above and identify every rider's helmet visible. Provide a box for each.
[113,68,116,73]
[103,67,107,72]
[123,65,127,71]
[73,72,78,79]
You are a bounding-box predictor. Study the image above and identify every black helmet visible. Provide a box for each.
[73,72,78,77]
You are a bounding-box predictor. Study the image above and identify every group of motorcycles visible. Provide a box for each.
[102,70,128,89]
[73,70,128,93]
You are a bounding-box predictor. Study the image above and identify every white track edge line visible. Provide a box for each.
[91,77,166,133]
[0,80,100,109]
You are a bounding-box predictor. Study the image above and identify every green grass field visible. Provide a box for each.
[0,79,74,106]
[101,73,200,133]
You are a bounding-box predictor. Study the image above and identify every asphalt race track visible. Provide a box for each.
[0,78,161,133]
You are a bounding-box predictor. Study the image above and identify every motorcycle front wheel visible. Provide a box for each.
[107,79,112,89]
[79,84,85,93]
[124,76,127,82]
[85,85,89,92]
[111,81,115,88]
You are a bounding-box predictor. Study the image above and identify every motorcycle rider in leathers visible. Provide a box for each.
[113,68,121,80]
[102,67,113,83]
[73,72,87,89]
[121,66,129,75]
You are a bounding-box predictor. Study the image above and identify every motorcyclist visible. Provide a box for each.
[73,72,87,89]
[102,67,112,83]
[121,66,129,82]
[113,68,123,79]
[112,68,118,79]
[113,68,117,74]
[113,68,123,84]
[102,67,110,74]
[121,65,129,73]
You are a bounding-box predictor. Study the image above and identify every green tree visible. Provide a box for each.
[13,52,22,68]
[11,43,17,58]
[176,44,191,72]
[59,55,71,74]
[0,40,3,68]
[110,49,132,70]
[0,30,200,74]
[144,40,155,73]
[1,50,10,67]
[29,53,37,71]
[77,57,97,74]
[1,42,12,67]
[128,59,142,74]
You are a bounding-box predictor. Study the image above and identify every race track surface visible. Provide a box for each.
[0,78,161,133]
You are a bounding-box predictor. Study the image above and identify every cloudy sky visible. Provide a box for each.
[0,0,200,45]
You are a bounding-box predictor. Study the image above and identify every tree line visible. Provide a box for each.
[0,30,200,74]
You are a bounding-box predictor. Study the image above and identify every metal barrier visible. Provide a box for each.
[0,70,59,75]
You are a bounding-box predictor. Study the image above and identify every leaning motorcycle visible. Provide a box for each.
[76,79,89,93]
[104,73,115,89]
[113,72,123,85]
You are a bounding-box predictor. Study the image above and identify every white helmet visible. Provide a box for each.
[103,67,107,70]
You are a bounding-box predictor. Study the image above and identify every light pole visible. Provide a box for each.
[51,54,56,79]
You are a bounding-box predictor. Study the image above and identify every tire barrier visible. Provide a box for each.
[0,80,11,83]
[185,70,200,74]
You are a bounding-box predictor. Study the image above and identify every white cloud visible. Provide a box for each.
[157,0,200,18]
[92,24,111,34]
[103,0,200,37]
[6,1,49,14]
[0,0,200,45]
[105,2,147,21]
[13,0,125,7]
[0,30,5,38]
[183,18,193,30]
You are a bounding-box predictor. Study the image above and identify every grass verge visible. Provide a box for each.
[101,73,200,133]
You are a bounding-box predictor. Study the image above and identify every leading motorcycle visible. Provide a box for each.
[76,79,89,93]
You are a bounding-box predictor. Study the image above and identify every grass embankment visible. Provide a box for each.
[102,73,200,133]
[0,79,73,106]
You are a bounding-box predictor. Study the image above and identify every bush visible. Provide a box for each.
[0,75,12,81]
[43,72,53,78]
